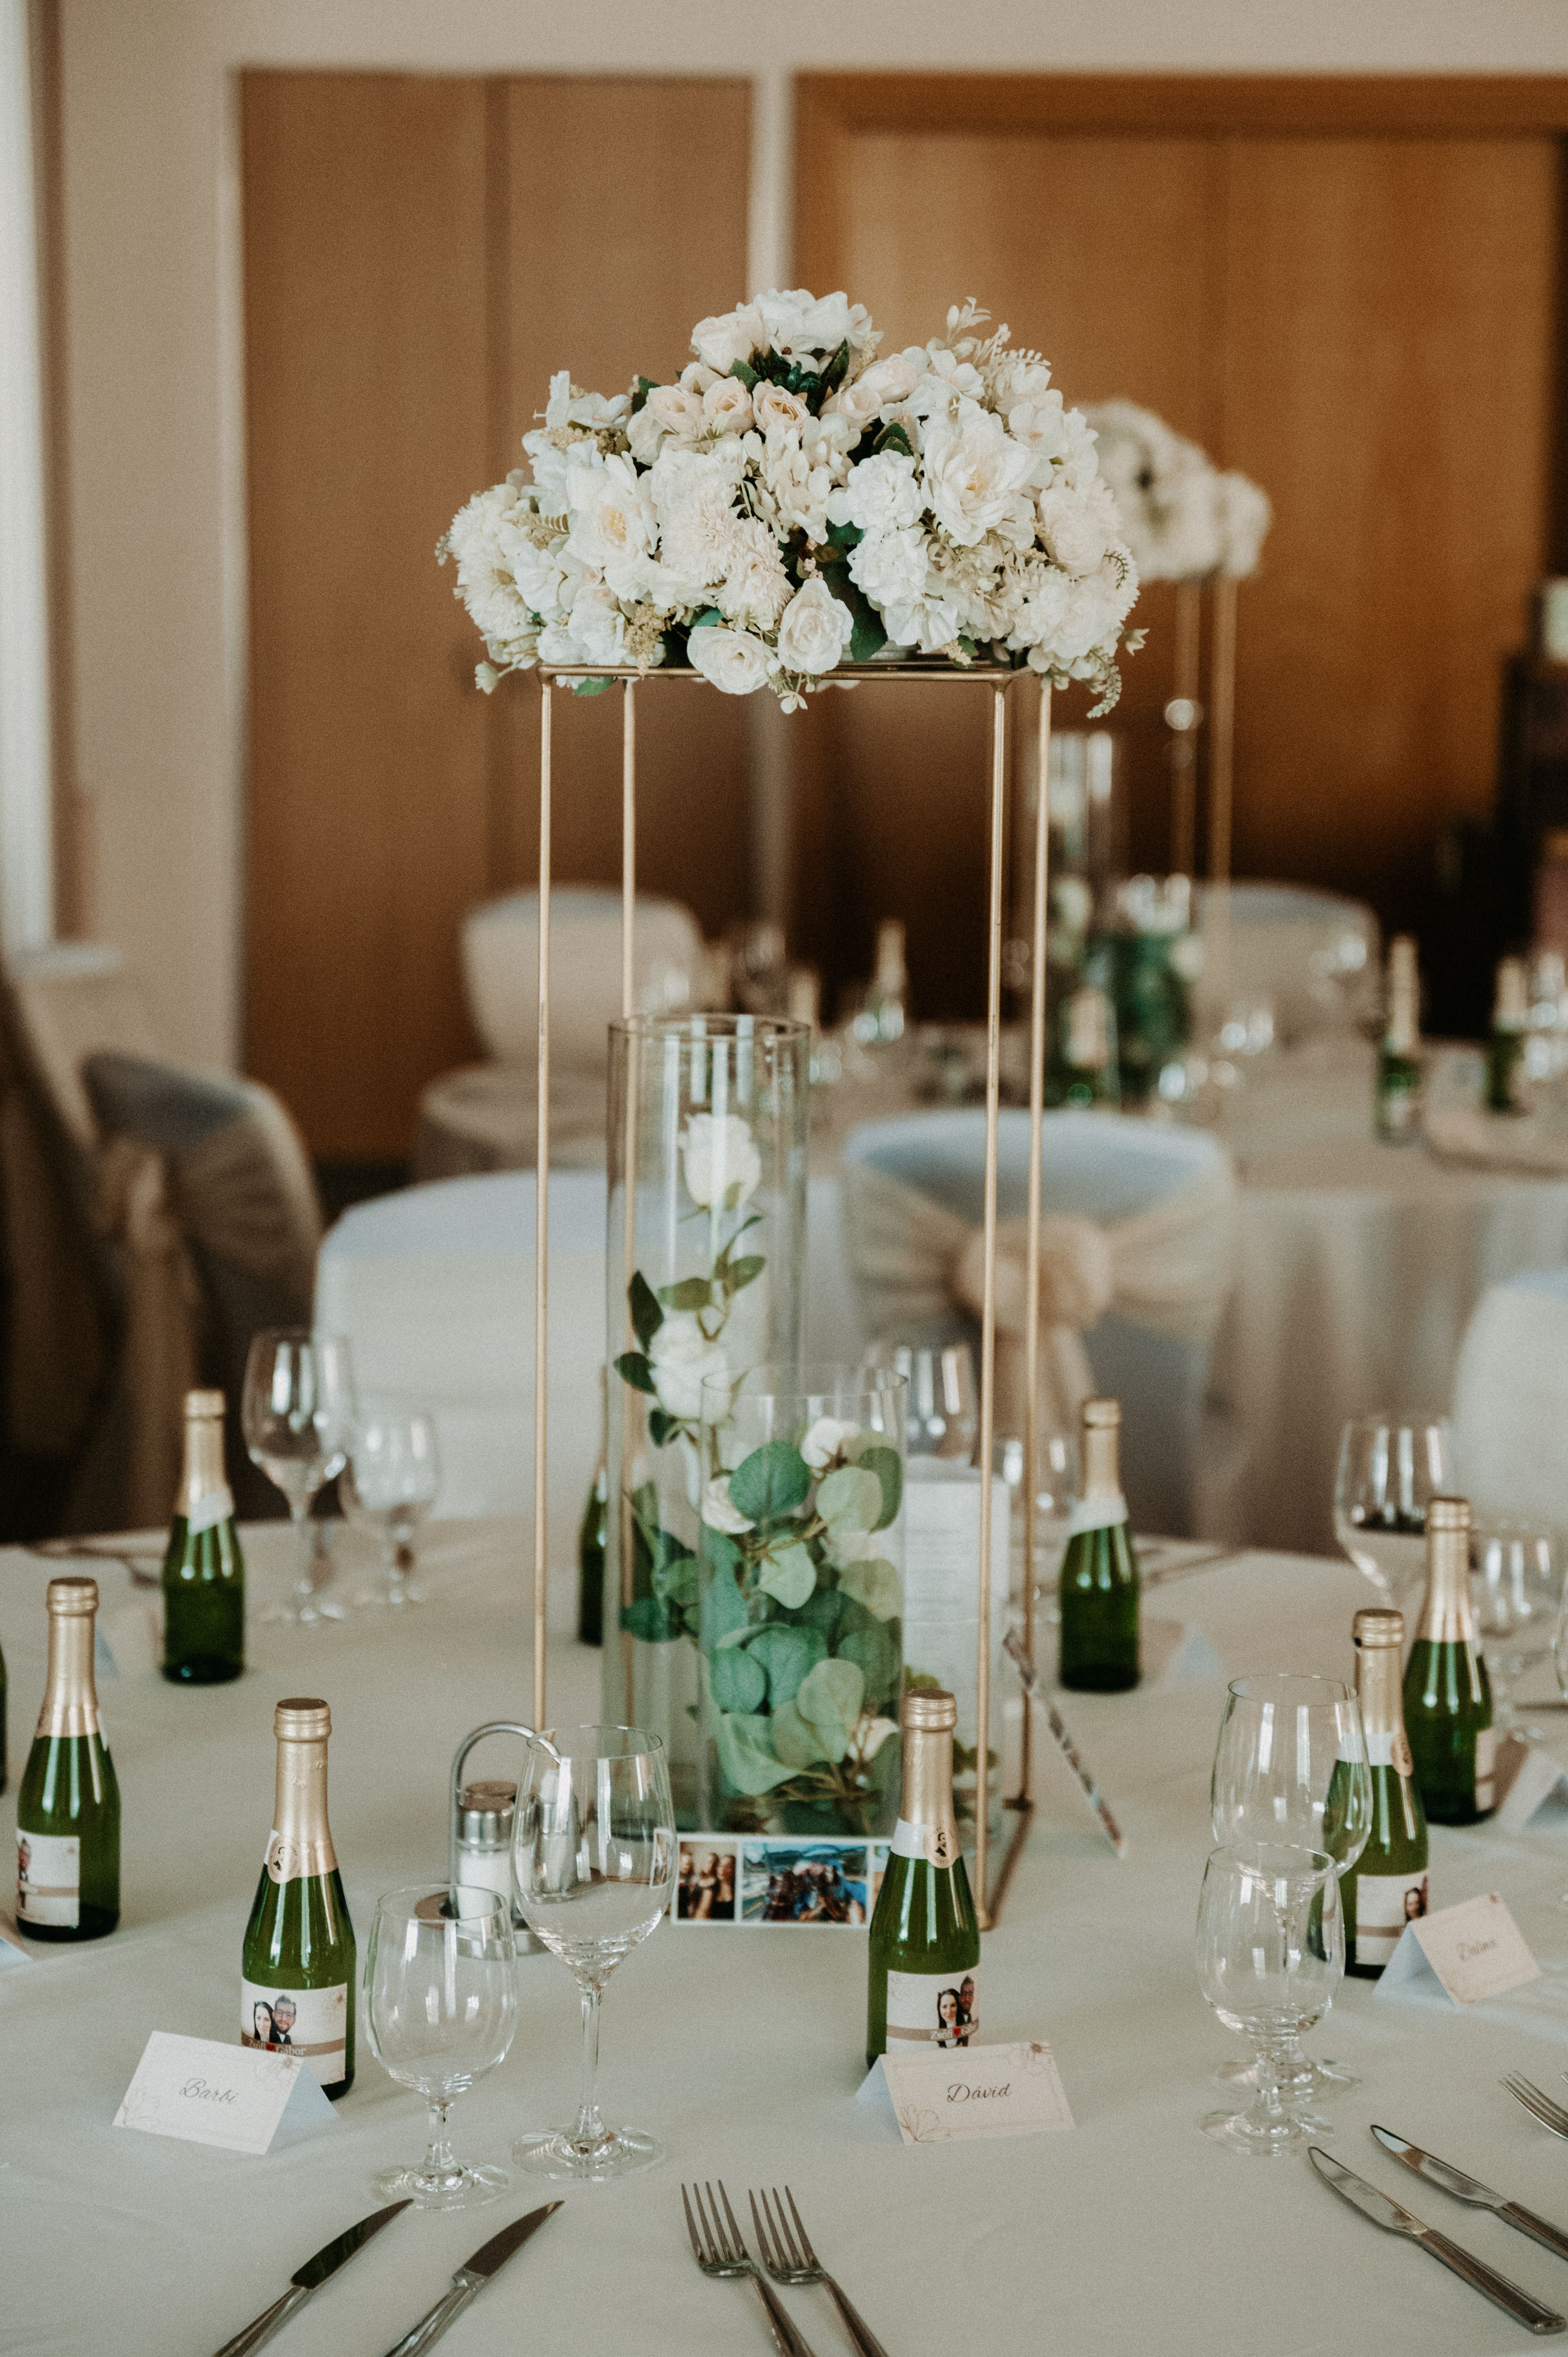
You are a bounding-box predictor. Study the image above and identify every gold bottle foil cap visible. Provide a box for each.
[275,1697,331,1738]
[46,1575,98,1617]
[1427,1496,1472,1533]
[1082,1397,1121,1430]
[184,1388,226,1420]
[1353,1608,1405,1648]
[902,1687,957,1734]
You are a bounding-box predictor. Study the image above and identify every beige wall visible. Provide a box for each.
[56,0,1568,1073]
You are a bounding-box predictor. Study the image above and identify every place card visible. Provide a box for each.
[857,2042,1075,2144]
[1376,1891,1541,2009]
[1141,1616,1225,1690]
[0,1908,32,1968]
[113,2031,338,2154]
[1494,1735,1568,1836]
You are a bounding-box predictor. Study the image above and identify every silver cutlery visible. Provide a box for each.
[27,1530,165,1589]
[1309,2148,1565,2335]
[378,2201,562,2357]
[213,2198,412,2356]
[750,2186,889,2357]
[682,2180,817,2357]
[1373,2124,1568,2263]
[1506,2077,1568,2141]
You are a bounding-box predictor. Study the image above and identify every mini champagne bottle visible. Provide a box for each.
[1403,1495,1494,1826]
[867,1688,980,2070]
[1058,1396,1139,1692]
[241,1698,356,2096]
[15,1577,120,1940]
[163,1387,245,1684]
[1046,985,1120,1111]
[1486,955,1530,1113]
[1375,934,1423,1143]
[1342,1607,1429,1975]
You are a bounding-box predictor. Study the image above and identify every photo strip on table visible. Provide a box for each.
[670,1838,890,1927]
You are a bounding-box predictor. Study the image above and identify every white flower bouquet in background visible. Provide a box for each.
[1080,399,1271,584]
[441,292,1142,714]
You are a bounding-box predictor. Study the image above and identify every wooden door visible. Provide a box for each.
[242,73,751,1160]
[795,78,1563,1014]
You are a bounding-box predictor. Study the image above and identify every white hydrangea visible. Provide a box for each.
[1083,399,1268,584]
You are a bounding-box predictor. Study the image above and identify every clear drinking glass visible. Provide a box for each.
[1474,1527,1563,1736]
[1334,1413,1455,1600]
[1211,1674,1370,2107]
[242,1328,357,1624]
[1197,1845,1343,2159]
[512,1725,677,2183]
[341,1404,440,1608]
[872,1343,978,1461]
[365,1886,517,2210]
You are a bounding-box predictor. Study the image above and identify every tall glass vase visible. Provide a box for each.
[603,1016,808,1827]
[696,1363,907,1840]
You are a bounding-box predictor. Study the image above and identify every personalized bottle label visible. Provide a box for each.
[890,1817,960,1870]
[1364,1731,1415,1776]
[241,1978,348,2087]
[15,1829,79,1927]
[1353,1869,1429,1966]
[885,1965,980,2048]
[1475,1727,1496,1812]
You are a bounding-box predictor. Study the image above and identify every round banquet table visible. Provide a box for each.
[8,1520,1568,2355]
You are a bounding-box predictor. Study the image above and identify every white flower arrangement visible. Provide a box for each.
[1081,399,1271,584]
[441,293,1142,715]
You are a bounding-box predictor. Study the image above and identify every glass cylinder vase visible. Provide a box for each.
[695,1362,907,1840]
[602,1016,808,1828]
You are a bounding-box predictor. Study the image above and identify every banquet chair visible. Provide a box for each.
[1451,1265,1568,1534]
[1196,881,1379,1046]
[839,1109,1238,1535]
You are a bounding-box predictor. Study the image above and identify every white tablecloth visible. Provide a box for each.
[9,1521,1568,2355]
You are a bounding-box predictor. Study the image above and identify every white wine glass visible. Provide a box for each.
[1477,1526,1563,1737]
[870,1343,978,1461]
[511,1725,677,2183]
[1334,1413,1455,1600]
[364,1886,517,2210]
[341,1403,440,1608]
[242,1328,357,1624]
[1197,1845,1343,2159]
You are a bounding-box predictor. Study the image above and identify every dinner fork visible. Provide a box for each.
[681,2181,818,2357]
[750,2188,891,2357]
[1504,2075,1568,2139]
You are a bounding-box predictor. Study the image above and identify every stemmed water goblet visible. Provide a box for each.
[364,1885,517,2209]
[511,1725,677,2183]
[1475,1527,1561,1738]
[1197,1844,1344,2159]
[242,1328,357,1624]
[1333,1413,1455,1601]
[1211,1673,1371,2112]
[341,1403,440,1607]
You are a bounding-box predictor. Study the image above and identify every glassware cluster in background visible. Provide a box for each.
[1334,1413,1455,1601]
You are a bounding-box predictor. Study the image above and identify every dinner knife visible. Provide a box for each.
[213,2198,413,2357]
[1308,2148,1566,2335]
[1373,2124,1568,2264]
[379,2201,563,2357]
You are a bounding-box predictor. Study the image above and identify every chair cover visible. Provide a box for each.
[462,888,703,1067]
[1196,881,1379,1045]
[1451,1265,1568,1534]
[839,1110,1237,1534]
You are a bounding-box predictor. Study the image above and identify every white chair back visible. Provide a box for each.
[1196,880,1379,1046]
[461,888,703,1067]
[1451,1265,1568,1534]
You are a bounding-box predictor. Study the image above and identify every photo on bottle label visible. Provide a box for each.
[1353,1870,1429,1966]
[16,1830,79,1928]
[241,1978,347,2087]
[886,1964,981,2048]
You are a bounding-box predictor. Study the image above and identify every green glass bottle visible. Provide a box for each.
[241,1698,356,2097]
[1058,1396,1139,1692]
[15,1577,120,1941]
[867,1687,980,2070]
[1403,1495,1494,1827]
[163,1387,245,1683]
[1486,956,1530,1113]
[1045,985,1121,1111]
[1342,1607,1429,1975]
[1375,934,1424,1144]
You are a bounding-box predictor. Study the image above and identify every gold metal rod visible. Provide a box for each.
[533,680,553,1733]
[1171,581,1201,876]
[1017,681,1052,1820]
[987,1798,1035,1920]
[541,662,1023,684]
[621,680,637,1014]
[974,684,1008,1927]
[620,679,639,1724]
[1207,576,1238,886]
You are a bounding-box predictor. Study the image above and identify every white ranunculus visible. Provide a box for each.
[681,1111,763,1207]
[703,377,754,435]
[753,382,810,433]
[646,384,706,441]
[678,362,720,395]
[701,1476,755,1534]
[848,525,929,611]
[922,401,1035,548]
[822,352,922,432]
[826,451,922,536]
[716,519,792,630]
[691,304,768,374]
[1037,485,1108,578]
[880,584,965,653]
[648,1313,728,1422]
[801,1416,860,1470]
[568,582,631,666]
[566,451,657,601]
[776,576,855,675]
[687,624,773,697]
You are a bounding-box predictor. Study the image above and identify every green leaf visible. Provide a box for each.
[709,1646,767,1713]
[614,1351,656,1395]
[729,1439,810,1524]
[689,608,724,632]
[798,1655,865,1734]
[826,518,863,551]
[628,1271,664,1350]
[658,1276,713,1311]
[874,419,913,458]
[728,357,759,389]
[769,1697,828,1769]
[796,1582,846,1643]
[647,1408,678,1448]
[631,375,657,415]
[855,1443,903,1531]
[572,676,614,697]
[653,1550,699,1608]
[835,1556,901,1623]
[699,1556,751,1651]
[722,1254,765,1295]
[818,338,851,395]
[621,1594,681,1643]
[849,602,887,663]
[836,1619,899,1711]
[818,1465,882,1539]
[714,1710,796,1796]
[758,1541,817,1611]
[745,1622,825,1707]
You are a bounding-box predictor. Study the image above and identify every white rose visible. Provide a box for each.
[754,382,810,432]
[566,582,630,666]
[566,451,657,601]
[826,451,922,536]
[848,525,928,611]
[703,377,754,435]
[801,1416,860,1470]
[701,1476,755,1534]
[646,384,705,440]
[647,1313,728,1422]
[716,519,792,629]
[922,402,1035,548]
[691,304,768,374]
[688,623,773,697]
[776,575,854,675]
[1037,486,1108,578]
[627,404,671,467]
[681,1111,763,1207]
[880,584,965,654]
